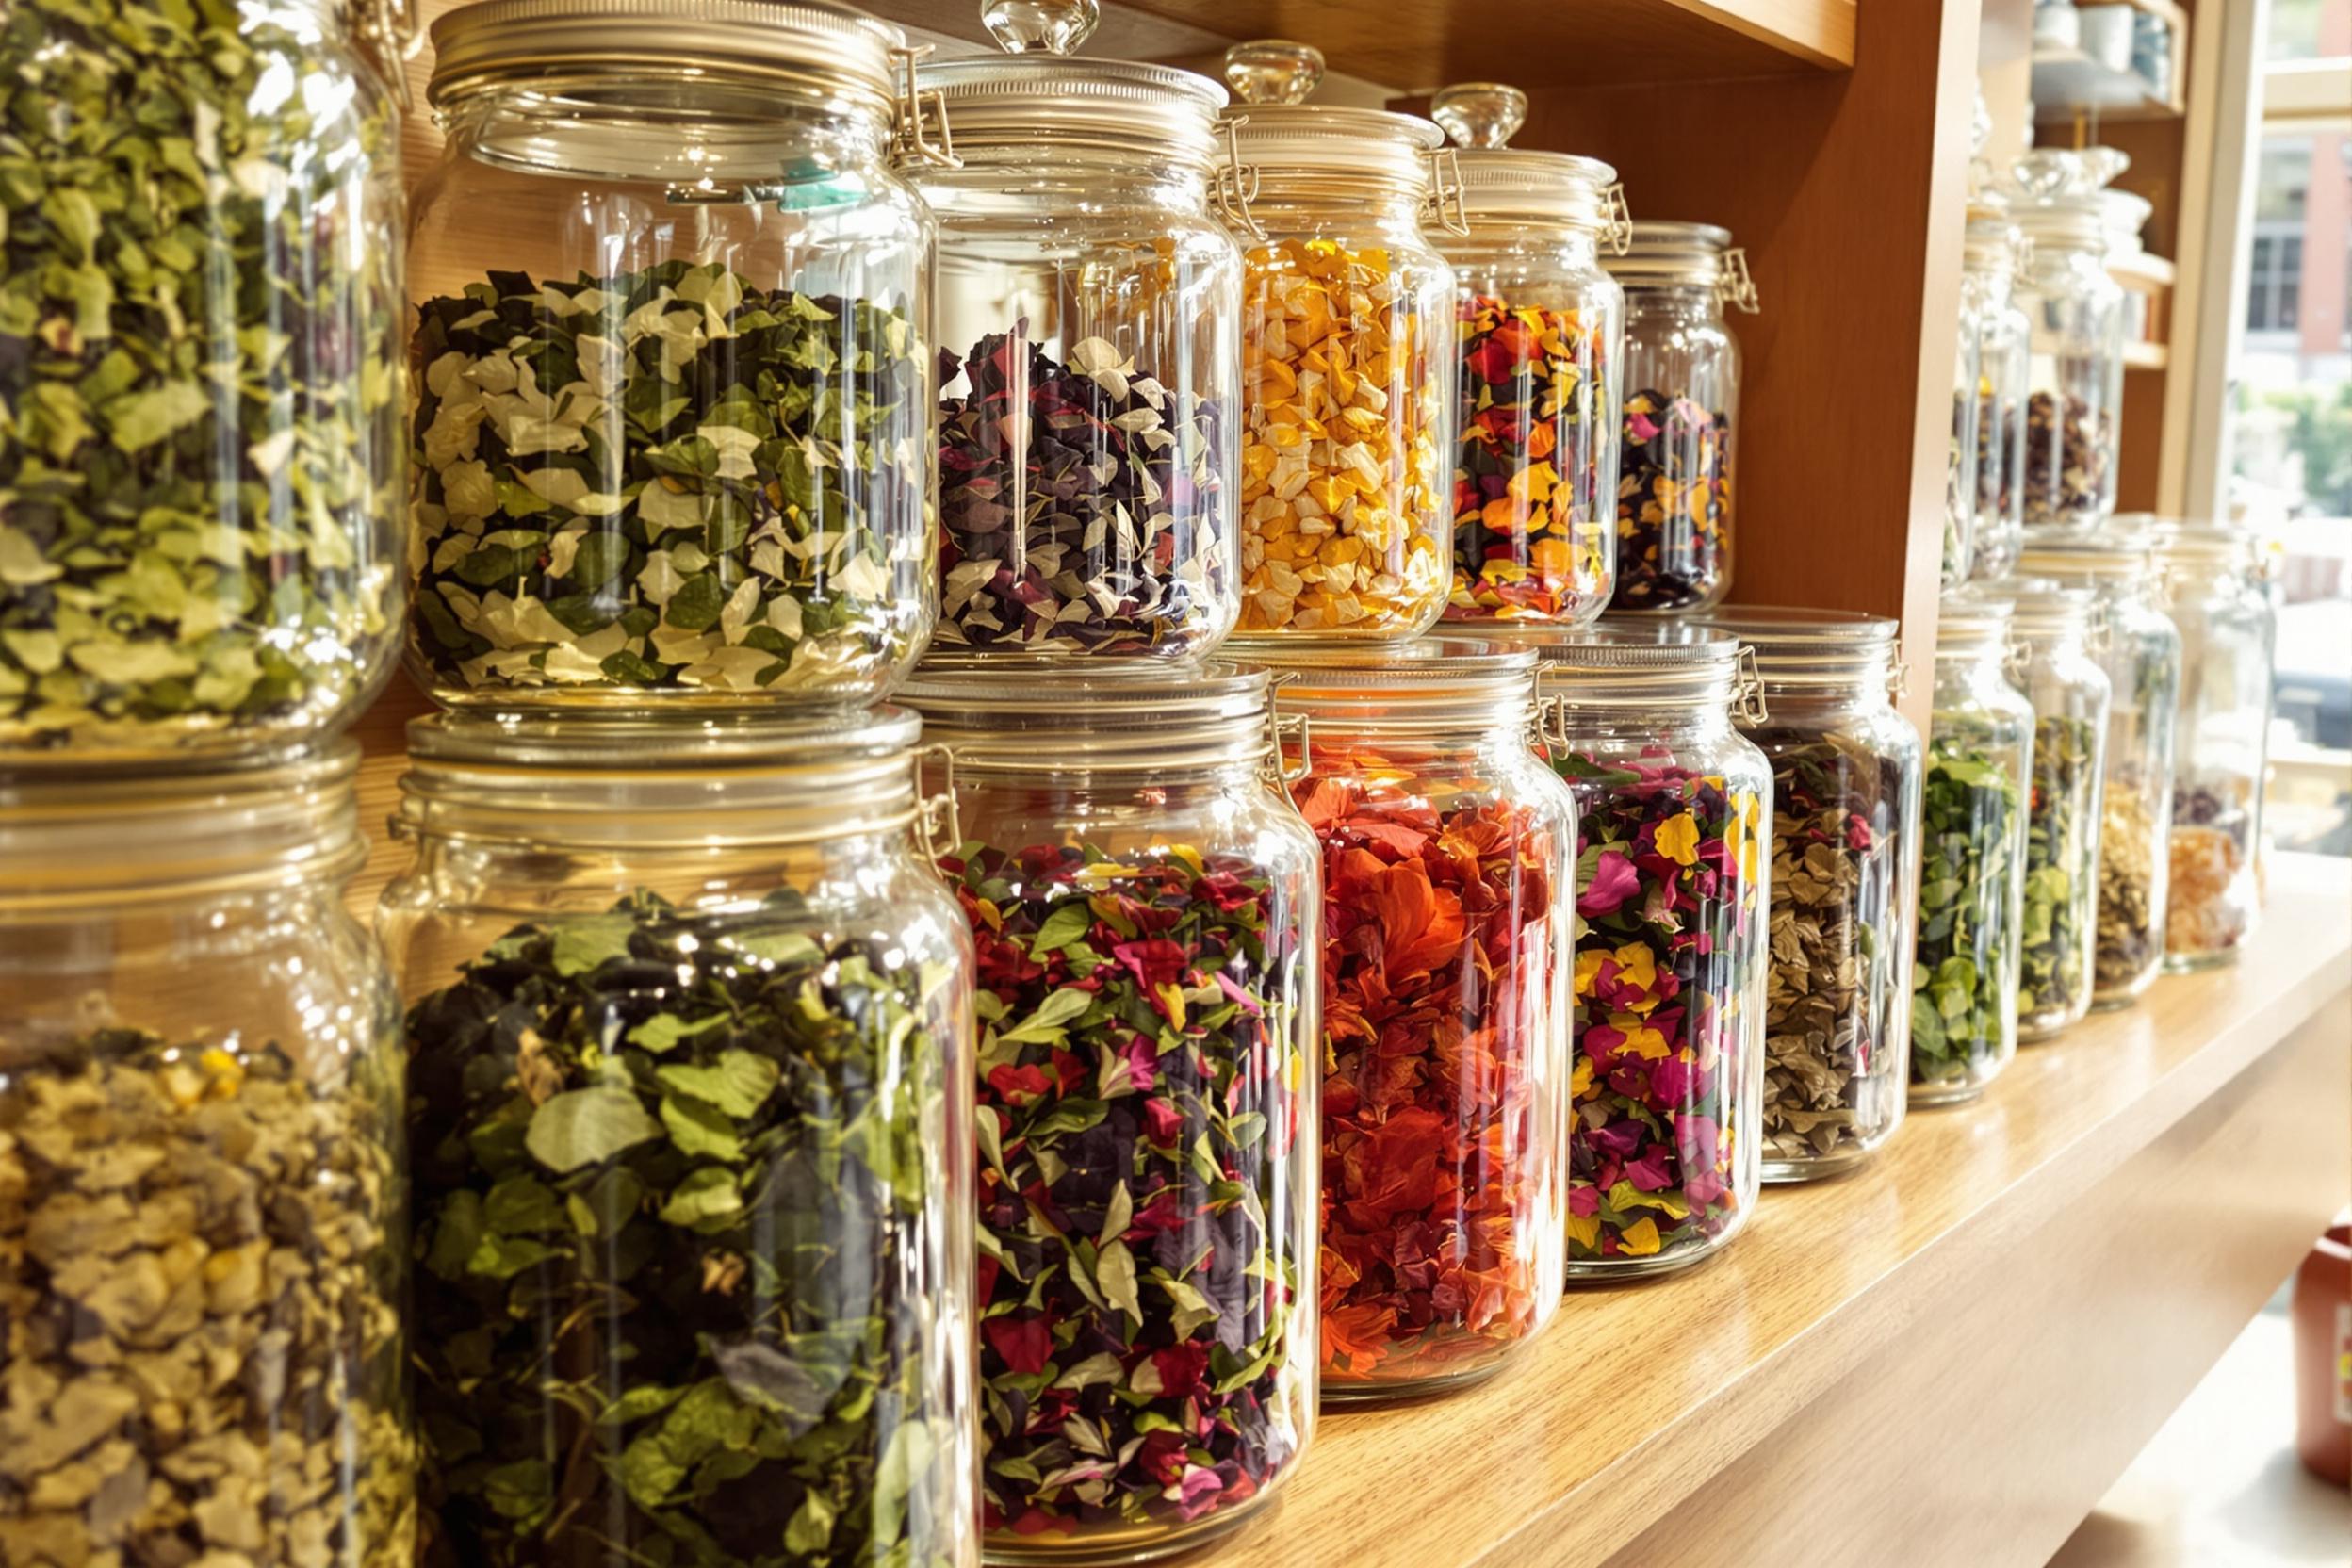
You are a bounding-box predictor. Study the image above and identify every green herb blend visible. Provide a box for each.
[2017,712,2101,1033]
[0,0,405,755]
[1910,737,2024,1097]
[408,262,932,701]
[405,890,971,1568]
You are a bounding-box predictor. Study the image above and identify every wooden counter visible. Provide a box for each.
[1174,853,2351,1568]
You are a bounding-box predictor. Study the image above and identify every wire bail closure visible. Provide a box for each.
[1720,246,1760,313]
[1733,644,1771,724]
[1603,181,1633,254]
[360,0,424,110]
[1216,116,1266,243]
[892,44,961,169]
[1427,146,1470,237]
[912,743,962,861]
[1887,634,1912,703]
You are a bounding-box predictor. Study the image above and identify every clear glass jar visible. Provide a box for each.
[377,711,975,1568]
[0,749,413,1566]
[1426,84,1625,628]
[1913,596,2034,1103]
[1604,222,1756,613]
[2017,533,2181,1006]
[1256,639,1571,1396]
[1947,304,1982,588]
[2148,520,2277,969]
[1523,626,1769,1276]
[1963,204,2032,582]
[896,665,1317,1562]
[1221,43,1458,640]
[406,1,937,709]
[1988,581,2112,1038]
[1,0,407,762]
[913,20,1242,661]
[1699,611,1924,1181]
[2009,150,2130,535]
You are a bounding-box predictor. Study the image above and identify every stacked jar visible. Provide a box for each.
[1604,222,1758,613]
[1525,626,1771,1274]
[398,6,980,1564]
[1698,611,1925,1180]
[1913,594,2035,1104]
[1256,640,1575,1395]
[1964,188,2033,584]
[1984,580,2113,1039]
[1426,84,1628,628]
[2007,149,2132,539]
[0,0,417,1560]
[896,664,1321,1560]
[1220,41,1460,640]
[2147,520,2278,969]
[2017,531,2182,1008]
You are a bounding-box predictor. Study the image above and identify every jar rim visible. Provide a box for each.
[1972,577,2095,638]
[1695,607,1897,688]
[1223,104,1444,193]
[1605,219,1733,287]
[913,56,1227,168]
[2016,536,2154,580]
[405,706,918,767]
[428,0,902,118]
[1452,148,1620,229]
[0,744,363,910]
[897,661,1272,772]
[1936,589,2017,650]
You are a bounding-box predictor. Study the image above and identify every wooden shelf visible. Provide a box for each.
[2032,45,2182,122]
[1168,858,2347,1568]
[2122,339,2170,369]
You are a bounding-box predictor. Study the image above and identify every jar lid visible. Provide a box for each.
[2016,533,2155,580]
[897,662,1271,772]
[1964,213,2019,273]
[1975,577,2096,638]
[1,745,363,907]
[1220,39,1442,192]
[1496,620,1750,711]
[428,0,903,115]
[1695,607,1899,688]
[400,709,922,840]
[916,57,1226,164]
[2007,147,2129,245]
[1606,220,1758,310]
[1428,83,1626,240]
[2146,518,2262,566]
[1255,637,1537,727]
[1936,589,2017,651]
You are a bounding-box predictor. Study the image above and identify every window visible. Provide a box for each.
[2246,226,2306,333]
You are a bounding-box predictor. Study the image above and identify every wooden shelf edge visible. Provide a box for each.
[1661,0,1856,71]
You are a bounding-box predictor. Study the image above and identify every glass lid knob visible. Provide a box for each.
[1430,82,1526,149]
[980,0,1099,55]
[1223,38,1324,105]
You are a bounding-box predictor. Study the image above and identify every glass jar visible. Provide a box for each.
[406,0,937,709]
[1947,299,1982,587]
[1987,581,2111,1038]
[1963,201,2032,581]
[1603,222,1756,612]
[2009,150,2130,535]
[1220,42,1458,640]
[377,710,975,1568]
[1,0,407,762]
[1524,626,1769,1276]
[1426,84,1625,628]
[2016,533,2181,1007]
[912,15,1242,661]
[2148,520,2277,969]
[1913,596,2034,1102]
[0,750,412,1565]
[1256,639,1571,1397]
[1699,610,1924,1181]
[895,665,1317,1562]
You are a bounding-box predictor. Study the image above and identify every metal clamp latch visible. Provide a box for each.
[359,0,424,110]
[1720,246,1760,314]
[912,743,963,863]
[1603,181,1633,256]
[891,45,961,170]
[1734,644,1771,724]
[1260,699,1312,789]
[1216,117,1266,244]
[1426,146,1470,237]
[1886,634,1912,704]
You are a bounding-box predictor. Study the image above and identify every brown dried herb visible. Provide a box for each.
[0,1028,411,1565]
[2022,390,2111,530]
[2093,783,2160,999]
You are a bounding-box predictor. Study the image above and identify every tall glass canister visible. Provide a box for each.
[1427,83,1626,628]
[1699,611,1924,1181]
[1,0,407,761]
[0,751,413,1566]
[406,0,937,707]
[1912,595,2034,1103]
[2008,149,2130,537]
[1525,626,1770,1276]
[1221,41,1459,640]
[897,665,1319,1563]
[1985,581,2112,1039]
[1604,223,1756,613]
[2017,533,2181,1007]
[912,11,1241,660]
[1259,639,1573,1397]
[1964,193,2032,582]
[2148,520,2277,969]
[378,711,976,1568]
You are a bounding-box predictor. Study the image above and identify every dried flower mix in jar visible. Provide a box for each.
[2096,782,2162,994]
[1527,627,1769,1274]
[2008,149,2129,535]
[1266,637,1572,1394]
[405,3,938,707]
[1,0,405,760]
[914,42,1241,661]
[2022,392,2115,530]
[1605,223,1754,614]
[1223,56,1457,640]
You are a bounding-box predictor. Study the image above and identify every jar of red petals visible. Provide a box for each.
[897,663,1320,1563]
[1523,623,1771,1277]
[1260,639,1575,1398]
